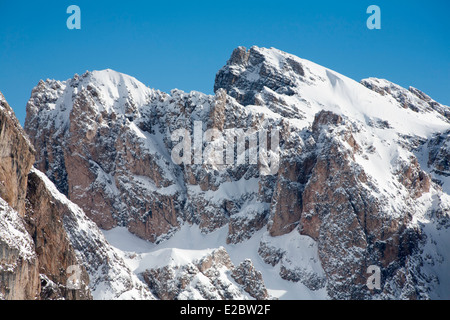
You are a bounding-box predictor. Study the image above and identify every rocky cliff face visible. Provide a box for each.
[0,91,35,217]
[21,46,450,299]
[1,92,40,300]
[1,91,153,300]
[25,169,92,300]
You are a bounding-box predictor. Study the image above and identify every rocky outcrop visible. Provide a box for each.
[25,72,185,239]
[140,247,270,300]
[2,90,90,300]
[231,259,269,300]
[25,170,92,300]
[427,130,450,177]
[396,157,431,198]
[214,46,305,106]
[215,47,449,299]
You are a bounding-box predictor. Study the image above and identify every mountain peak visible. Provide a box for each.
[25,68,158,131]
[214,46,307,106]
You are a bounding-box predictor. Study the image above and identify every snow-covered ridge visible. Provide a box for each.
[216,46,450,137]
[25,69,161,131]
[78,69,155,113]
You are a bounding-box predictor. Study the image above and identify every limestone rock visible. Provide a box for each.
[25,170,92,300]
[231,259,269,300]
[0,91,35,216]
[140,247,270,300]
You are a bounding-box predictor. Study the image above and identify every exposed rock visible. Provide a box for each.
[24,170,92,300]
[141,247,270,300]
[396,157,431,198]
[1,92,40,300]
[0,91,35,216]
[24,70,275,245]
[428,130,450,177]
[214,46,305,106]
[25,72,186,240]
[231,259,269,300]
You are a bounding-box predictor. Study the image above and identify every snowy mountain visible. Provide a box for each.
[1,46,449,300]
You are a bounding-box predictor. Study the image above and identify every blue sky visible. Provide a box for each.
[0,0,449,124]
